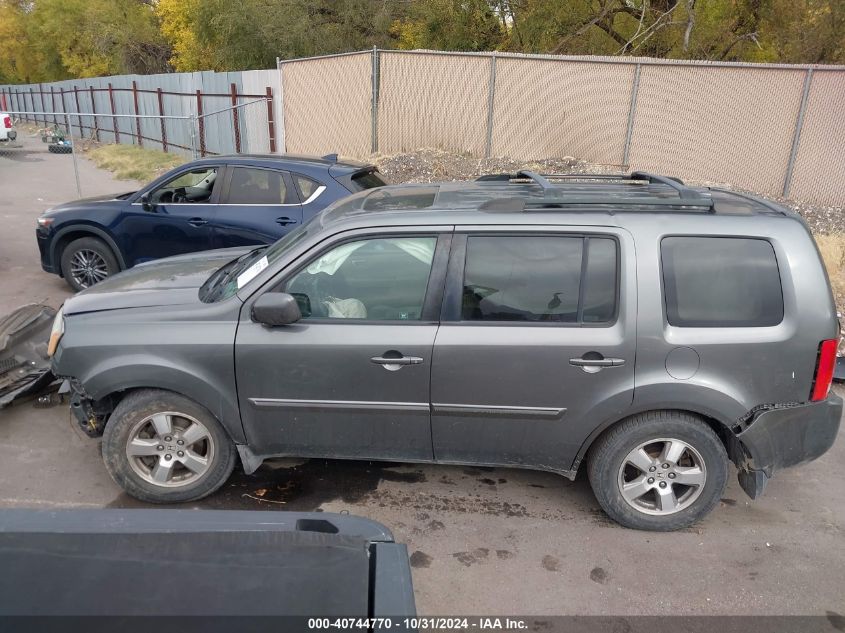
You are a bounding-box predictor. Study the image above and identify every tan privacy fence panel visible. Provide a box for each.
[280,52,371,156]
[492,57,635,165]
[628,65,806,195]
[377,52,490,156]
[788,71,845,204]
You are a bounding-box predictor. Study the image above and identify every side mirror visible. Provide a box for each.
[251,293,302,327]
[141,194,154,212]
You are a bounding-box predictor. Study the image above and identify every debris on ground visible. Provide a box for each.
[0,304,57,408]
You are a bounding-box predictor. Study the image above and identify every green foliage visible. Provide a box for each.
[0,0,842,83]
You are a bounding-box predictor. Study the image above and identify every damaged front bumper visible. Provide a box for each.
[66,379,111,437]
[733,394,842,498]
[0,304,57,408]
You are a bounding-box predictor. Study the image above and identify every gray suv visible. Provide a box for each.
[49,172,842,531]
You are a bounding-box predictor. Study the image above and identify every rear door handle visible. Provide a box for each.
[187,217,207,227]
[276,216,297,226]
[569,358,626,367]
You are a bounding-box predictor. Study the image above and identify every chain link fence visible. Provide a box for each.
[0,98,271,197]
[2,51,843,205]
[279,49,845,206]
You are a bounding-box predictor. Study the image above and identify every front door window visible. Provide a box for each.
[149,167,218,205]
[283,236,437,321]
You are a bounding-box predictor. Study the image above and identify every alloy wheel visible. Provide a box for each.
[69,249,109,288]
[125,411,215,488]
[617,437,707,515]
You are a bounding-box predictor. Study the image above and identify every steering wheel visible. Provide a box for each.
[172,187,188,203]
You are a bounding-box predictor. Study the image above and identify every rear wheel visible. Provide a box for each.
[102,389,237,504]
[60,236,119,291]
[588,411,728,531]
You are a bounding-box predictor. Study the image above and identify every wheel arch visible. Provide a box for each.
[51,224,126,273]
[571,405,737,475]
[77,362,246,445]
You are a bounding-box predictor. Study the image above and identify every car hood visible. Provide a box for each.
[63,247,254,315]
[45,192,136,214]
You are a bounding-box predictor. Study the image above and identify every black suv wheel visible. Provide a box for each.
[102,389,237,504]
[60,236,119,291]
[588,411,728,531]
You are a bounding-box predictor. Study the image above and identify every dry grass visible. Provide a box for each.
[86,144,185,183]
[815,233,845,311]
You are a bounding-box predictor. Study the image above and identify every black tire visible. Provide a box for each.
[587,411,728,531]
[60,236,120,291]
[102,389,237,504]
[48,143,72,154]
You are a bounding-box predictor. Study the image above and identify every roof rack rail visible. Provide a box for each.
[479,195,714,213]
[476,170,706,201]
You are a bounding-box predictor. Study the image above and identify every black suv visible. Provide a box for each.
[35,154,385,290]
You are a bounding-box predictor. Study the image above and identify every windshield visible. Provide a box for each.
[200,221,313,303]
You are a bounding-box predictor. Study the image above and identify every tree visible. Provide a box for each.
[0,0,169,83]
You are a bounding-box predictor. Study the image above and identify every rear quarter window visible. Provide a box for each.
[661,236,784,327]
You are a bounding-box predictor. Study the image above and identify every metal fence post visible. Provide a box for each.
[132,80,143,147]
[230,82,241,153]
[58,88,67,134]
[64,113,83,198]
[485,52,497,159]
[89,86,100,142]
[108,83,120,143]
[370,45,380,154]
[623,63,642,167]
[157,88,168,152]
[28,88,36,125]
[266,86,277,153]
[73,86,83,138]
[782,68,814,199]
[50,86,58,126]
[38,84,46,126]
[189,114,198,159]
[196,90,206,157]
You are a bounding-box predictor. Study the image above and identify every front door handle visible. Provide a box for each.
[276,216,297,226]
[371,352,424,371]
[187,217,207,227]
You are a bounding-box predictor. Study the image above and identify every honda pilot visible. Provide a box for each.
[48,172,842,531]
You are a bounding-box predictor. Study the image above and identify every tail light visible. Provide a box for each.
[810,339,837,401]
[3,116,10,129]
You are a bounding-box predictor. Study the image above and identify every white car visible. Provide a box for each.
[0,113,17,142]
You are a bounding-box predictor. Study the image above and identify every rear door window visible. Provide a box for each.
[460,235,618,324]
[661,236,783,327]
[226,167,290,205]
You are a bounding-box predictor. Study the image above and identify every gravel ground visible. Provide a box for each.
[371,149,845,235]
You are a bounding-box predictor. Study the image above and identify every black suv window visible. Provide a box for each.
[227,167,288,205]
[150,167,218,204]
[661,236,783,327]
[284,236,437,320]
[461,235,617,324]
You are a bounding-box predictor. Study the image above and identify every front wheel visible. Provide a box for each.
[101,389,237,504]
[60,236,119,291]
[588,411,728,531]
